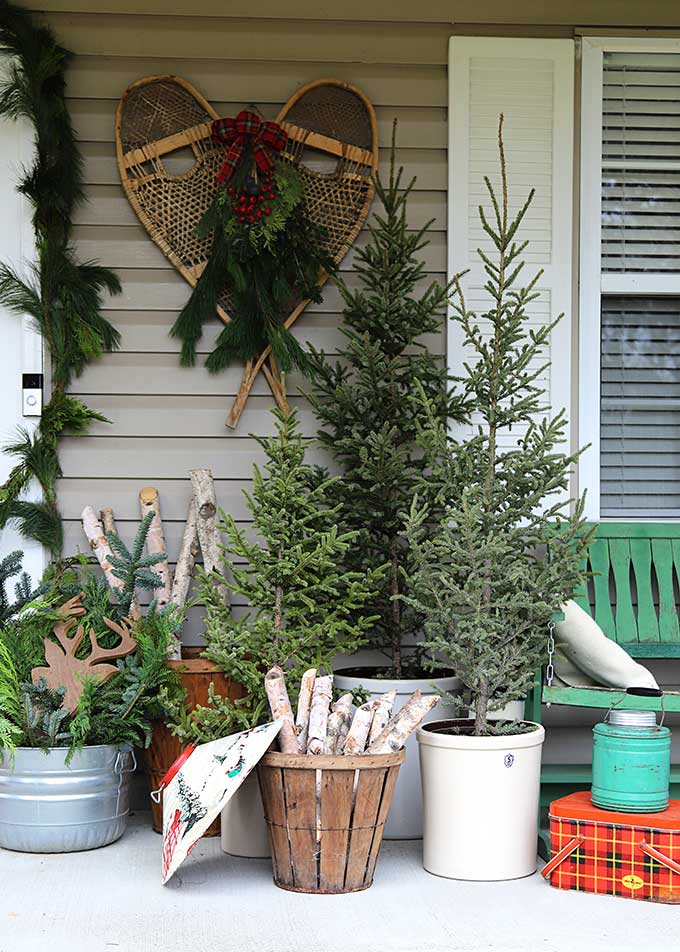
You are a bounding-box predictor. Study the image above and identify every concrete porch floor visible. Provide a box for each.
[0,813,677,952]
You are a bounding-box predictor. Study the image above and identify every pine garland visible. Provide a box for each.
[0,2,121,558]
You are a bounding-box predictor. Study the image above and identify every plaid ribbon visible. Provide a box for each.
[212,111,287,183]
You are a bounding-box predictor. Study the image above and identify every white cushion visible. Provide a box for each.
[553,599,658,690]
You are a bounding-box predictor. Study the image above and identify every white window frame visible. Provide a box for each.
[579,36,680,520]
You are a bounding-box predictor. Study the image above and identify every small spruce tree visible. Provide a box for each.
[403,117,592,736]
[308,128,454,678]
[193,406,383,736]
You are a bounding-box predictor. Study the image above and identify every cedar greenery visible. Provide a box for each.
[402,118,592,736]
[171,152,329,375]
[0,517,184,756]
[307,129,455,678]
[165,405,384,743]
[0,2,120,558]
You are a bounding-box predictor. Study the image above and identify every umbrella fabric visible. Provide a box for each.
[162,720,281,883]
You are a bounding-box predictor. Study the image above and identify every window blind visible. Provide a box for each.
[601,295,680,516]
[602,51,680,274]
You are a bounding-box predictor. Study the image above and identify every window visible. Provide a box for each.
[580,39,680,519]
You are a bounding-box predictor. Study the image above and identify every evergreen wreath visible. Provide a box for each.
[0,2,121,559]
[170,110,330,374]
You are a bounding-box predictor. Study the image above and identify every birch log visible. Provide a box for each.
[368,689,397,745]
[82,505,141,621]
[82,505,123,593]
[100,507,116,535]
[139,487,172,608]
[306,675,333,755]
[264,666,298,753]
[170,498,199,612]
[366,690,441,754]
[295,668,316,753]
[190,468,229,602]
[323,694,353,754]
[343,701,377,755]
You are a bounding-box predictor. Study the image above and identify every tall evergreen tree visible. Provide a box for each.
[192,406,383,736]
[403,117,592,735]
[308,129,455,677]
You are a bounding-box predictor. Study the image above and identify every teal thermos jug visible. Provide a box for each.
[591,687,671,814]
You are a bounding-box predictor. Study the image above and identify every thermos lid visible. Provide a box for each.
[608,709,657,728]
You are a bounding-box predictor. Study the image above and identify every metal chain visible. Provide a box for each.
[545,621,555,687]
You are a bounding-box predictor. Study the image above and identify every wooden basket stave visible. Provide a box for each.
[257,749,404,894]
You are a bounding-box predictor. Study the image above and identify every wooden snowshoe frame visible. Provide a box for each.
[115,76,378,428]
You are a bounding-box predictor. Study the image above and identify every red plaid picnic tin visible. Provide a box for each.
[543,791,680,903]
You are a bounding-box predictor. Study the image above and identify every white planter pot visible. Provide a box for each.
[417,719,545,880]
[334,669,461,839]
[220,771,270,858]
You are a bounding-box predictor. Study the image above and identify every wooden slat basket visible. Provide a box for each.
[257,749,405,893]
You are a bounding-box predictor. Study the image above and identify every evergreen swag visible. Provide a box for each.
[403,117,592,736]
[163,405,383,743]
[308,128,455,678]
[0,2,121,558]
[170,112,329,375]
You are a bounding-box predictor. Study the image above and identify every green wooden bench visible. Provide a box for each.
[524,523,680,855]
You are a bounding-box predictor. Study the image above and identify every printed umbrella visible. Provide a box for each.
[160,720,281,883]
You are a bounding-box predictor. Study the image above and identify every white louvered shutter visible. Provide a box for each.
[582,43,680,519]
[448,38,574,455]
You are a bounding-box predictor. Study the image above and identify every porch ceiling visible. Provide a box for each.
[29,0,680,29]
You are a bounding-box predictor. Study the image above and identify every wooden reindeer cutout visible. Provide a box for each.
[31,594,137,713]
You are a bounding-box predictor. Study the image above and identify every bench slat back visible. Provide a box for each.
[576,523,680,655]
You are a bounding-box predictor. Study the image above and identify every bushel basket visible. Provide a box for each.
[257,749,404,893]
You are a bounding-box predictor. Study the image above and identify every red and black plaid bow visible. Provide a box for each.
[212,111,288,184]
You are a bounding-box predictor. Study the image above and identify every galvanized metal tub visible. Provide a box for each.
[0,745,134,853]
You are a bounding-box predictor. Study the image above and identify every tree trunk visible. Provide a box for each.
[390,541,402,678]
[139,487,172,608]
[474,678,490,737]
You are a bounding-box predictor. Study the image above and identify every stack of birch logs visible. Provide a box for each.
[265,666,440,756]
[80,467,226,659]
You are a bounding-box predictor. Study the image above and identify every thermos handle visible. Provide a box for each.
[626,687,663,698]
[541,835,584,879]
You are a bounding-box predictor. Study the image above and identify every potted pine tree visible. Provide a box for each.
[161,405,382,857]
[407,119,590,881]
[307,132,460,837]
